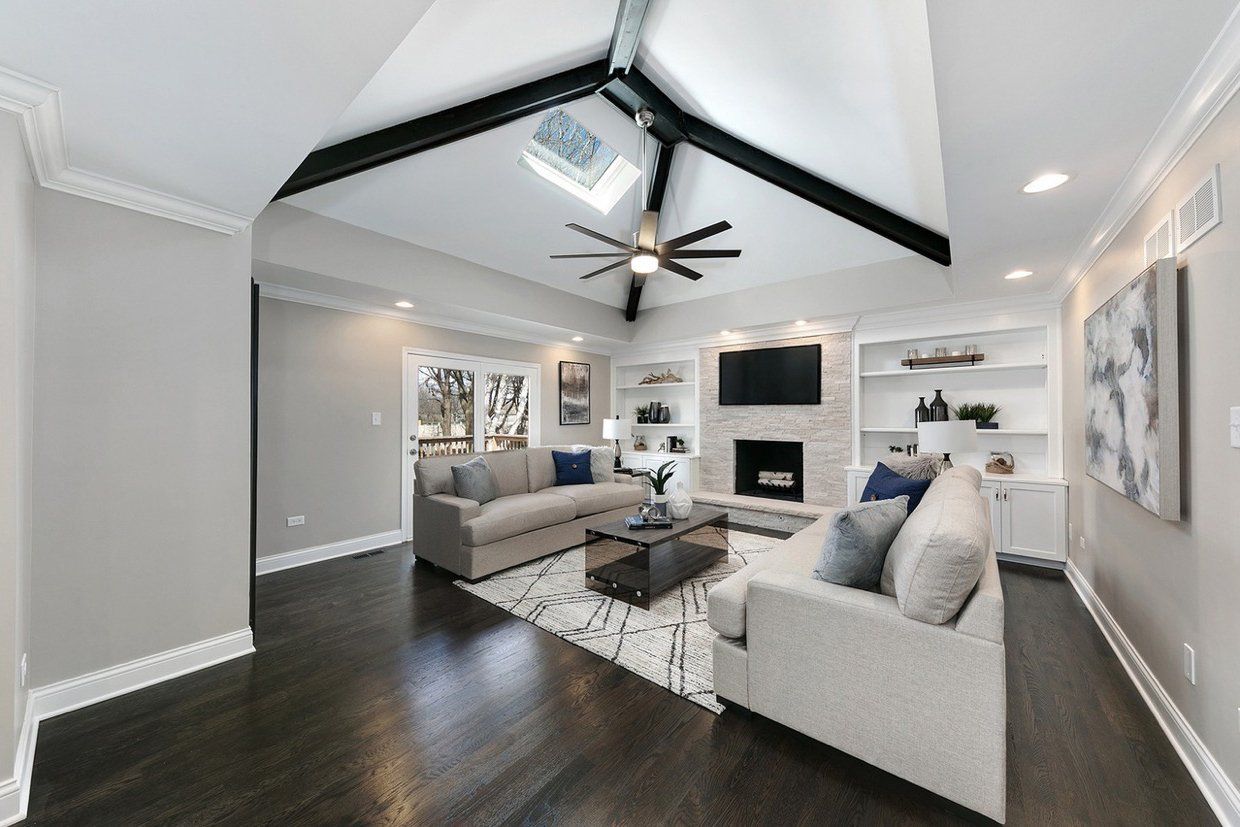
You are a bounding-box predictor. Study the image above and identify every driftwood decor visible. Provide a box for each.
[638,369,684,385]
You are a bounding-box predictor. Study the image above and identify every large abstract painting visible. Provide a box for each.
[1084,258,1180,520]
[559,361,591,425]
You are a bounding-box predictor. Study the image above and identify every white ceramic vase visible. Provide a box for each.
[668,483,693,520]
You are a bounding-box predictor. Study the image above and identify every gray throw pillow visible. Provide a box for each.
[451,456,499,505]
[812,496,909,590]
[573,444,616,483]
[880,453,945,480]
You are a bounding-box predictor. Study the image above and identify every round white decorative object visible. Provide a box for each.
[668,483,693,519]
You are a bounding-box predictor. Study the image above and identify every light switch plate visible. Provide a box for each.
[372,411,382,426]
[1231,407,1240,448]
[1183,643,1196,685]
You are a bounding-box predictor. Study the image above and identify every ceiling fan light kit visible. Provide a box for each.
[631,253,659,273]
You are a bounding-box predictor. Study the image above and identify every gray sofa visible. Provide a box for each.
[707,466,1007,822]
[412,446,644,580]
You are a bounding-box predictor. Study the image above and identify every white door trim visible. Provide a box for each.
[400,347,542,541]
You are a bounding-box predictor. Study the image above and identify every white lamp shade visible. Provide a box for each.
[603,418,632,440]
[916,420,978,454]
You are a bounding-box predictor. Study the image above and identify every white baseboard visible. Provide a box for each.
[256,530,404,576]
[1066,560,1240,826]
[0,627,253,824]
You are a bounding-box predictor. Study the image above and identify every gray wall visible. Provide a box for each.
[1062,95,1240,784]
[0,115,35,785]
[257,297,610,558]
[698,333,852,506]
[31,189,252,686]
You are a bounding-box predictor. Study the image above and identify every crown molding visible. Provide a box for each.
[0,66,250,234]
[257,283,620,355]
[1050,3,1240,302]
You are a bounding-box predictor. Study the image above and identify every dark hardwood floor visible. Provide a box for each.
[25,538,1213,825]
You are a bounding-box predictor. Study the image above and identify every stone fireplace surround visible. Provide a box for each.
[698,332,852,507]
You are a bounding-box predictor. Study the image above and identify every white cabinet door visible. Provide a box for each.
[1000,481,1066,562]
[979,481,1002,550]
[665,459,693,493]
[847,470,867,505]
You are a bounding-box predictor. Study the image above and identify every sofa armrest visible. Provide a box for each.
[412,494,480,574]
[746,569,1006,822]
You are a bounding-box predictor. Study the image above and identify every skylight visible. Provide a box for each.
[518,109,640,214]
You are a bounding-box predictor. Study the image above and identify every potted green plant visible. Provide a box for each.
[633,404,650,424]
[952,402,1001,429]
[649,460,677,516]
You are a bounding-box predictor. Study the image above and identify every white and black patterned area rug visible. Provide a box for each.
[455,528,776,714]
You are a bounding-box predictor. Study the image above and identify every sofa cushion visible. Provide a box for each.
[861,462,933,512]
[451,456,499,505]
[880,468,989,624]
[553,449,594,486]
[812,496,908,589]
[706,516,833,638]
[415,449,529,497]
[548,481,643,517]
[460,492,577,547]
[526,447,558,492]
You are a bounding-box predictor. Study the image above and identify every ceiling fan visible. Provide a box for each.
[550,109,740,283]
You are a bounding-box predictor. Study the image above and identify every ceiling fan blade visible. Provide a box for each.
[665,249,742,259]
[659,259,705,281]
[637,210,659,251]
[579,259,632,280]
[550,252,629,259]
[565,223,637,252]
[655,220,732,253]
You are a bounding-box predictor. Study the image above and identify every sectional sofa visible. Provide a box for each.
[707,466,1007,822]
[412,446,644,580]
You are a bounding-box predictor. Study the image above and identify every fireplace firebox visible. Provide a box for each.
[734,439,804,503]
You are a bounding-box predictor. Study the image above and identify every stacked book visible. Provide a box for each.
[624,514,673,530]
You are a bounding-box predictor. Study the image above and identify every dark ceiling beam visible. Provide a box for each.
[607,0,654,75]
[274,59,611,200]
[625,140,676,321]
[680,113,951,266]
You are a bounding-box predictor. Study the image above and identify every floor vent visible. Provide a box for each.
[1143,212,1174,266]
[1175,164,1220,252]
[352,549,387,560]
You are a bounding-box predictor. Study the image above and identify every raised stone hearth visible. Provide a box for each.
[699,333,851,507]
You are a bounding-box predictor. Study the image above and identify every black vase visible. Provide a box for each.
[929,389,949,422]
[659,405,672,424]
[914,396,931,426]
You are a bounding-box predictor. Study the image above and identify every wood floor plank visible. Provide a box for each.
[23,543,1216,825]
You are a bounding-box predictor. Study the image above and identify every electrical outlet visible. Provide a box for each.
[1079,535,1086,550]
[287,515,305,527]
[1231,407,1240,448]
[1183,644,1196,685]
[372,411,382,426]
[20,653,27,688]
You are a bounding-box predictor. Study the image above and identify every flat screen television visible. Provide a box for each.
[719,343,821,405]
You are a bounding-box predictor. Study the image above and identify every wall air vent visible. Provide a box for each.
[1143,212,1174,266]
[1175,163,1220,252]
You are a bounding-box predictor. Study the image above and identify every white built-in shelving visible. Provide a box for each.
[611,351,702,489]
[853,321,1061,478]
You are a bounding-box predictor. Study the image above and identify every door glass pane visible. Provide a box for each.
[417,366,475,457]
[483,372,530,452]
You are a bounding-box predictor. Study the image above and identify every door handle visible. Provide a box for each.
[410,434,416,441]
[409,448,417,456]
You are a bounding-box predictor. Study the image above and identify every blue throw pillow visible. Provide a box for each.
[860,462,933,513]
[553,449,594,486]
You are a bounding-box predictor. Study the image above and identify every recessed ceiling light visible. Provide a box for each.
[794,319,807,326]
[1005,269,1033,280]
[571,336,584,342]
[394,301,414,308]
[720,330,732,336]
[1022,173,1070,193]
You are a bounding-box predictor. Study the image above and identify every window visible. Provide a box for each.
[518,108,640,214]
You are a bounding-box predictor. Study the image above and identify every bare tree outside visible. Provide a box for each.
[417,366,530,456]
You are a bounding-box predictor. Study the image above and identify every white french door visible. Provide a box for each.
[401,350,540,540]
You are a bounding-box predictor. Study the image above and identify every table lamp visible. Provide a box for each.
[602,417,632,470]
[916,420,978,468]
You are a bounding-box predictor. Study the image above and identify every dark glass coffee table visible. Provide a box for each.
[584,506,729,608]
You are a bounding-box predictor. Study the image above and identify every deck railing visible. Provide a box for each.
[417,434,529,458]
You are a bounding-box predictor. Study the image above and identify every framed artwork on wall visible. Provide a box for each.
[559,361,591,425]
[1084,257,1180,520]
